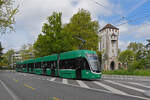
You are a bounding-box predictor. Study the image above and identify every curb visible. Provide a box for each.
[102,75,150,81]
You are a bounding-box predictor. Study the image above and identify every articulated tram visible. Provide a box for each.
[16,50,101,79]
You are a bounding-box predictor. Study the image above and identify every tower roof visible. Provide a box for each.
[100,24,119,32]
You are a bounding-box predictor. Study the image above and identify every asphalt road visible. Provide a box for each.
[0,70,150,100]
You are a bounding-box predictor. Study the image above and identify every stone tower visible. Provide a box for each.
[99,24,119,70]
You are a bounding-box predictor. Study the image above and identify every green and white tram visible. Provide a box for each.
[16,50,101,79]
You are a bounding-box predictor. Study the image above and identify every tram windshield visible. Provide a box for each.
[86,53,101,73]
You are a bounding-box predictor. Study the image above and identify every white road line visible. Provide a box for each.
[0,80,20,100]
[93,81,128,95]
[127,82,150,89]
[47,78,50,81]
[105,80,145,93]
[76,80,89,88]
[50,78,56,81]
[42,78,45,80]
[62,79,68,84]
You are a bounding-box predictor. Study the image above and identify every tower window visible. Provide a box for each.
[112,49,114,53]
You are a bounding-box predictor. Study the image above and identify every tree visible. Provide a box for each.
[0,0,18,34]
[34,9,100,57]
[2,49,14,66]
[118,50,135,69]
[127,42,144,53]
[127,42,150,69]
[127,42,148,60]
[20,44,34,60]
[34,12,64,57]
[63,9,100,51]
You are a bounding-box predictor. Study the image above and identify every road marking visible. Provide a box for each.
[62,79,68,84]
[42,78,45,80]
[12,79,18,83]
[126,82,150,89]
[47,78,50,81]
[105,80,145,93]
[0,80,20,100]
[76,80,89,88]
[50,78,56,81]
[24,84,35,90]
[93,81,128,95]
[51,97,60,100]
[42,78,149,100]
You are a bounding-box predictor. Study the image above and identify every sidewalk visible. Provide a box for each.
[102,74,150,81]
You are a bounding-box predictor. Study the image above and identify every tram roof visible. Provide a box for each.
[60,50,96,60]
[16,50,96,64]
[43,54,58,62]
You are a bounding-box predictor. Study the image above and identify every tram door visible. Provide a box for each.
[76,67,81,79]
[42,63,47,75]
[51,61,55,76]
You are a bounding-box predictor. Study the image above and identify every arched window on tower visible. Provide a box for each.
[111,33,117,40]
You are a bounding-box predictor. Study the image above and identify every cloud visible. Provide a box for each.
[2,0,121,52]
[118,40,130,51]
[135,22,150,38]
[118,21,150,39]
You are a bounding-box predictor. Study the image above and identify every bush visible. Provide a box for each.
[128,60,144,71]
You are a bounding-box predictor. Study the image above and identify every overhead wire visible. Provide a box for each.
[116,14,150,26]
[89,0,150,28]
[89,0,108,9]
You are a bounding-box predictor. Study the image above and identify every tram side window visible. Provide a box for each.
[17,64,21,68]
[47,61,51,68]
[68,59,76,69]
[51,61,54,69]
[23,64,26,68]
[35,62,41,68]
[51,61,56,69]
[42,62,47,68]
[76,58,90,70]
[29,63,34,68]
[59,59,76,69]
[16,65,19,68]
[45,61,51,68]
[20,64,23,68]
[28,63,31,68]
[59,60,64,69]
[81,58,90,70]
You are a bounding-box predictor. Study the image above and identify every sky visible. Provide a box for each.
[1,0,150,52]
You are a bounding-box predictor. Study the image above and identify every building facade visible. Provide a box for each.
[13,51,22,61]
[99,24,119,70]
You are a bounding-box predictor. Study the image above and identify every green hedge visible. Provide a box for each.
[102,69,150,76]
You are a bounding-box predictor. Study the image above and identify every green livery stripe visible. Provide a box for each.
[59,69,76,78]
[81,70,101,79]
[33,68,43,75]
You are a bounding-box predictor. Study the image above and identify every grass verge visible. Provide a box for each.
[102,69,150,76]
